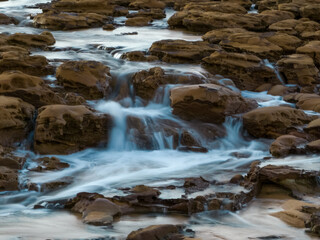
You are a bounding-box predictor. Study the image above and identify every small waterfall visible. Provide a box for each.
[262,59,285,85]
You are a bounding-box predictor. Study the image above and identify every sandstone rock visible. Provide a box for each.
[121,51,158,62]
[300,4,320,22]
[34,105,112,154]
[243,106,314,138]
[127,8,166,19]
[269,135,308,158]
[220,32,283,61]
[0,146,26,170]
[297,41,320,67]
[125,16,152,26]
[56,61,111,100]
[202,51,279,90]
[30,157,69,172]
[202,28,248,44]
[269,19,301,35]
[149,39,218,63]
[0,13,18,25]
[277,54,320,86]
[7,32,55,49]
[0,71,62,107]
[33,12,111,30]
[170,84,257,124]
[129,0,166,9]
[256,10,295,27]
[126,224,179,240]
[0,166,19,191]
[305,118,320,139]
[182,2,247,14]
[284,93,320,113]
[263,32,302,54]
[267,85,292,96]
[306,139,320,153]
[0,96,35,146]
[278,3,301,17]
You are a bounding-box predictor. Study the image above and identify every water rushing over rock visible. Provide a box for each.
[0,0,320,239]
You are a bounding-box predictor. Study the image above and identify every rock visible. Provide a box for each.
[0,71,62,107]
[300,4,320,22]
[284,93,320,113]
[183,177,209,194]
[267,85,291,96]
[0,96,35,146]
[168,11,264,33]
[63,92,86,105]
[33,12,111,30]
[149,39,218,63]
[34,105,112,154]
[0,49,53,76]
[269,19,301,35]
[297,41,320,67]
[202,28,248,44]
[256,10,295,27]
[56,61,112,100]
[243,106,314,138]
[0,166,19,191]
[182,2,247,14]
[126,224,179,240]
[102,24,115,30]
[277,54,320,86]
[121,51,158,62]
[129,0,166,9]
[125,17,152,26]
[7,32,55,49]
[263,32,302,54]
[0,13,18,25]
[0,147,26,170]
[269,135,308,158]
[230,174,244,184]
[306,139,320,153]
[41,177,72,191]
[202,51,280,91]
[220,32,283,60]
[305,118,320,139]
[82,198,121,226]
[30,157,69,171]
[170,84,257,124]
[127,8,166,19]
[65,192,105,213]
[177,146,208,153]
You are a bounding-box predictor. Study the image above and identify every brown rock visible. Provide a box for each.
[297,41,320,67]
[0,96,35,146]
[243,106,314,138]
[202,28,248,44]
[202,51,280,91]
[277,54,320,86]
[170,84,257,124]
[0,13,18,25]
[149,39,218,63]
[300,4,320,22]
[284,93,320,113]
[0,71,62,107]
[34,105,112,154]
[184,177,209,194]
[31,157,69,172]
[129,0,166,9]
[264,32,302,54]
[305,118,320,139]
[56,61,112,100]
[127,8,166,20]
[0,166,19,191]
[125,17,152,26]
[306,139,320,153]
[7,32,55,49]
[269,135,308,158]
[121,51,158,62]
[126,224,179,240]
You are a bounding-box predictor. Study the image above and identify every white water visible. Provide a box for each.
[0,1,319,240]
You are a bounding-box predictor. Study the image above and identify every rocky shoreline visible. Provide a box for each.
[0,0,320,239]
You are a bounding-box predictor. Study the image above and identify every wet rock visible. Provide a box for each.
[30,157,69,172]
[102,24,115,31]
[243,106,314,138]
[256,10,295,27]
[183,177,209,194]
[202,51,279,91]
[269,135,308,158]
[284,93,320,113]
[0,71,62,107]
[41,178,72,191]
[0,13,18,25]
[267,85,298,97]
[202,27,248,44]
[0,96,35,146]
[0,166,19,191]
[33,12,111,30]
[129,0,166,10]
[149,39,218,63]
[220,32,283,61]
[307,211,320,236]
[230,174,244,184]
[182,2,247,14]
[177,146,208,153]
[306,139,320,153]
[65,192,105,213]
[34,105,112,154]
[0,49,54,76]
[277,54,320,86]
[127,8,166,19]
[121,51,158,62]
[0,146,26,170]
[305,118,320,139]
[171,84,257,124]
[125,16,152,26]
[56,61,112,100]
[297,41,320,67]
[7,31,55,50]
[126,224,180,240]
[83,198,121,226]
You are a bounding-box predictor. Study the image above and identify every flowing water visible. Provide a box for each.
[0,1,319,239]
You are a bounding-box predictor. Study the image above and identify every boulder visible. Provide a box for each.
[202,51,279,90]
[256,10,295,27]
[30,157,69,172]
[121,51,158,62]
[300,4,320,22]
[0,96,35,146]
[7,32,55,49]
[243,106,314,138]
[149,39,218,63]
[263,32,302,54]
[202,28,248,44]
[306,139,320,153]
[126,8,166,19]
[284,93,320,113]
[126,225,179,240]
[170,84,257,124]
[297,41,320,67]
[305,118,320,139]
[183,177,209,194]
[277,54,320,86]
[0,71,62,107]
[56,61,112,100]
[125,16,152,26]
[34,105,112,154]
[0,13,18,25]
[182,2,247,14]
[129,0,166,9]
[269,135,308,158]
[0,166,19,191]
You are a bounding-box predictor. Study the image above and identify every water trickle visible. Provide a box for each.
[262,59,285,85]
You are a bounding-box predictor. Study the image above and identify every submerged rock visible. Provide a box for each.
[34,105,112,154]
